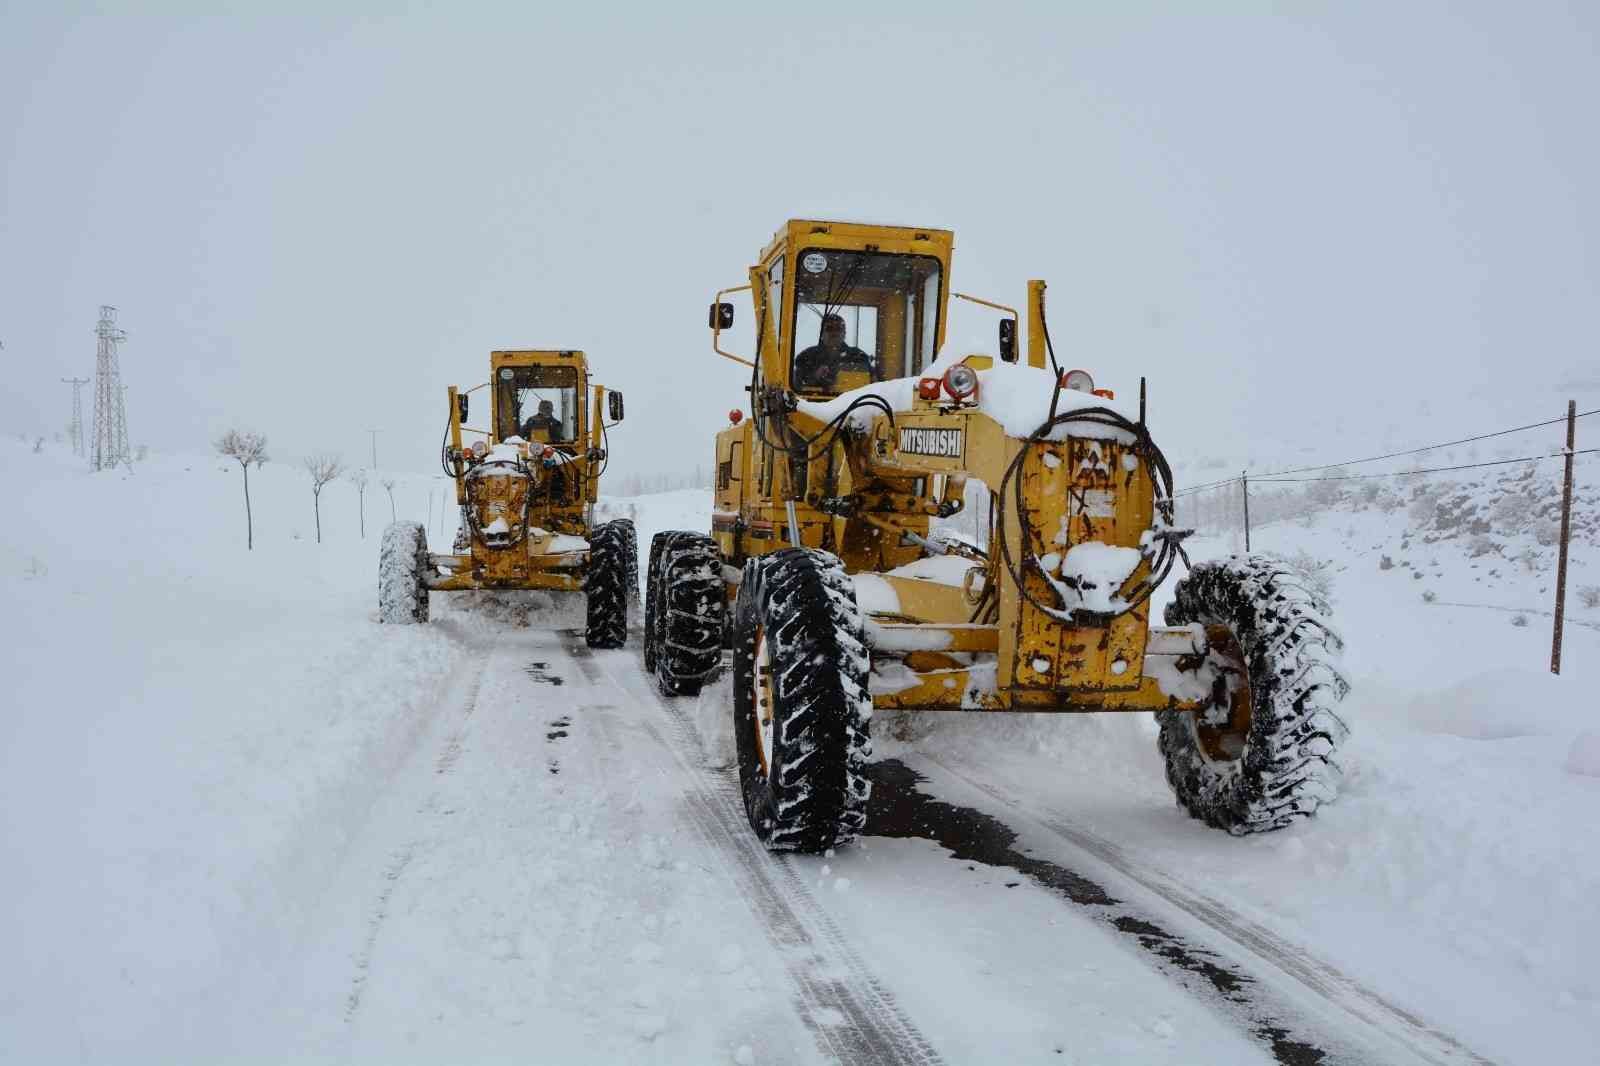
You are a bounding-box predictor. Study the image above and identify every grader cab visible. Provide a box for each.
[646,220,1349,853]
[379,349,636,648]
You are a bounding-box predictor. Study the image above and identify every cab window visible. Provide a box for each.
[789,249,942,396]
[497,365,579,444]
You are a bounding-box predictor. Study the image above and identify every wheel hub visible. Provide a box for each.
[1192,624,1253,763]
[752,627,775,776]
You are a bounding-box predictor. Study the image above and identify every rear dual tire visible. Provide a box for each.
[584,519,634,649]
[644,531,724,695]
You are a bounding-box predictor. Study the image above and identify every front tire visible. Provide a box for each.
[584,520,631,649]
[379,521,430,624]
[1158,555,1350,834]
[733,549,872,853]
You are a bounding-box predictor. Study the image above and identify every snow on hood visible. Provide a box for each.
[482,442,527,465]
[796,350,1141,443]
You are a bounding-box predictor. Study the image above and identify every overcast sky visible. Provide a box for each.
[3,2,1596,480]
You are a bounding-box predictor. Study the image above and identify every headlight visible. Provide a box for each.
[943,364,980,401]
[1061,368,1094,393]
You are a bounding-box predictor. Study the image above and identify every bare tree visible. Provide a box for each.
[215,429,269,550]
[349,468,369,539]
[382,477,397,521]
[303,452,344,544]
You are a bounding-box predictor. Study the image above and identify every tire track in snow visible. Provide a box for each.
[343,637,494,1024]
[920,754,1496,1066]
[560,634,944,1066]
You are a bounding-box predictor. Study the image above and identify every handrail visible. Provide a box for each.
[951,291,1019,323]
[712,284,756,368]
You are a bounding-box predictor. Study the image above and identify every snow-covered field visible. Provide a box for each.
[2,438,1596,1064]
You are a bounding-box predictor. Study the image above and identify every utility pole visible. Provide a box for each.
[61,376,89,456]
[1551,400,1577,675]
[90,306,130,471]
[1241,472,1252,553]
[367,428,380,469]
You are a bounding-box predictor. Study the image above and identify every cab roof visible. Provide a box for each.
[759,220,955,264]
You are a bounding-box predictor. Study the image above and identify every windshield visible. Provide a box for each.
[496,365,579,444]
[789,249,942,395]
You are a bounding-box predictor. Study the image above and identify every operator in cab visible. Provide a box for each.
[794,312,872,392]
[521,399,564,442]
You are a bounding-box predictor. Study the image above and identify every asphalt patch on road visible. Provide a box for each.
[544,715,571,775]
[866,759,1328,1066]
[524,661,565,686]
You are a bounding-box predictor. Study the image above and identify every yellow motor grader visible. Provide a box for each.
[645,220,1348,852]
[380,348,634,648]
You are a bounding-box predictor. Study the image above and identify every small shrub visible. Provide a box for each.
[1379,555,1394,571]
[1422,589,1437,603]
[1579,585,1600,610]
[1511,613,1530,628]
[1466,534,1498,558]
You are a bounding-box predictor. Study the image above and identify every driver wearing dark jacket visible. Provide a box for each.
[521,399,563,441]
[793,313,872,391]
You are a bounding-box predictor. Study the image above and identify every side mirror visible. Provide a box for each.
[998,319,1017,363]
[708,302,735,330]
[608,391,624,422]
[456,394,470,422]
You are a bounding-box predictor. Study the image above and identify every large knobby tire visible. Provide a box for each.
[1158,555,1350,834]
[618,519,640,608]
[584,520,631,649]
[643,531,669,674]
[733,548,872,853]
[645,532,724,696]
[379,521,430,624]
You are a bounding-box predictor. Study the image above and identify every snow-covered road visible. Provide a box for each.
[5,445,1596,1064]
[220,600,1493,1065]
[222,606,1259,1064]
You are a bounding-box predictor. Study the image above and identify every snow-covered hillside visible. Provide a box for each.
[2,438,1596,1064]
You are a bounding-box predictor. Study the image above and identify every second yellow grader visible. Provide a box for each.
[381,348,634,648]
[645,219,1349,853]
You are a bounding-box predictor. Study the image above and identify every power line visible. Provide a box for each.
[1254,408,1599,480]
[1253,449,1598,484]
[1173,477,1240,499]
[1173,405,1598,497]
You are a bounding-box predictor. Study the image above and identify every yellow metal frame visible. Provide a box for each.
[702,219,1213,718]
[430,348,621,594]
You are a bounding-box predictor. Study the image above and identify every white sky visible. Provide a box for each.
[3,2,1597,479]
